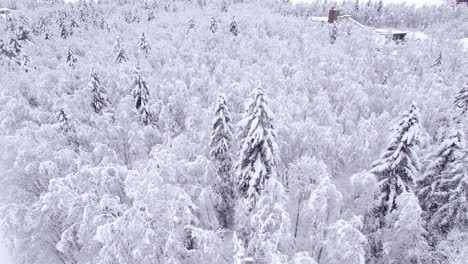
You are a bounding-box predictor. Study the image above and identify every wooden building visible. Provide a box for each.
[0,8,12,20]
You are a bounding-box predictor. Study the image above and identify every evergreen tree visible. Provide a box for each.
[454,81,468,115]
[210,17,217,34]
[15,16,31,42]
[417,122,468,239]
[130,67,151,125]
[187,18,195,34]
[9,38,22,55]
[115,44,128,64]
[66,47,77,68]
[370,102,422,227]
[354,0,360,13]
[147,10,155,21]
[230,17,239,37]
[88,68,109,114]
[21,53,30,72]
[209,95,235,229]
[60,21,69,39]
[329,22,338,44]
[237,86,279,211]
[139,33,151,55]
[431,51,443,69]
[376,0,383,16]
[221,0,228,12]
[112,37,122,54]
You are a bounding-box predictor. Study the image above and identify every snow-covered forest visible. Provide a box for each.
[0,0,467,263]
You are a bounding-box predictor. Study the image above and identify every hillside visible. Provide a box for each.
[0,0,467,264]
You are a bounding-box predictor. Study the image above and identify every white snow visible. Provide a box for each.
[462,38,468,51]
[292,0,445,7]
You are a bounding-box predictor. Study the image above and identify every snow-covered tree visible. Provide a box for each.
[376,0,383,16]
[130,67,151,125]
[291,251,317,264]
[288,157,328,242]
[370,102,422,227]
[321,217,367,264]
[330,22,338,44]
[221,0,228,12]
[305,176,343,262]
[66,47,78,68]
[454,81,468,115]
[147,10,155,21]
[417,122,468,239]
[58,109,72,134]
[243,179,292,264]
[237,86,279,211]
[88,68,109,114]
[431,51,443,69]
[381,192,432,263]
[60,21,69,39]
[436,229,468,263]
[113,37,123,54]
[115,44,129,64]
[139,33,151,55]
[350,171,379,217]
[210,16,217,34]
[354,0,360,12]
[209,94,235,229]
[230,17,239,36]
[113,37,128,63]
[187,18,196,34]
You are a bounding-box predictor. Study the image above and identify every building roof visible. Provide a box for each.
[310,16,328,22]
[375,28,408,35]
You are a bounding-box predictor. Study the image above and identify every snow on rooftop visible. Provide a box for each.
[310,16,328,22]
[462,38,468,51]
[375,28,408,35]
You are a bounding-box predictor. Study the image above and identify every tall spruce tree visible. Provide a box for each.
[431,51,443,72]
[130,67,150,125]
[454,81,468,115]
[370,102,422,227]
[60,21,69,39]
[209,95,235,229]
[330,22,338,44]
[376,0,383,16]
[354,0,360,13]
[115,45,129,64]
[230,17,239,37]
[210,17,217,34]
[88,68,109,114]
[237,86,279,211]
[66,47,77,68]
[113,37,128,63]
[417,122,468,239]
[139,33,151,55]
[221,0,228,12]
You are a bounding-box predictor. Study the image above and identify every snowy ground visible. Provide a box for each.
[292,0,445,7]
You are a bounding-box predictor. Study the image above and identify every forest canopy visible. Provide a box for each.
[0,0,467,263]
